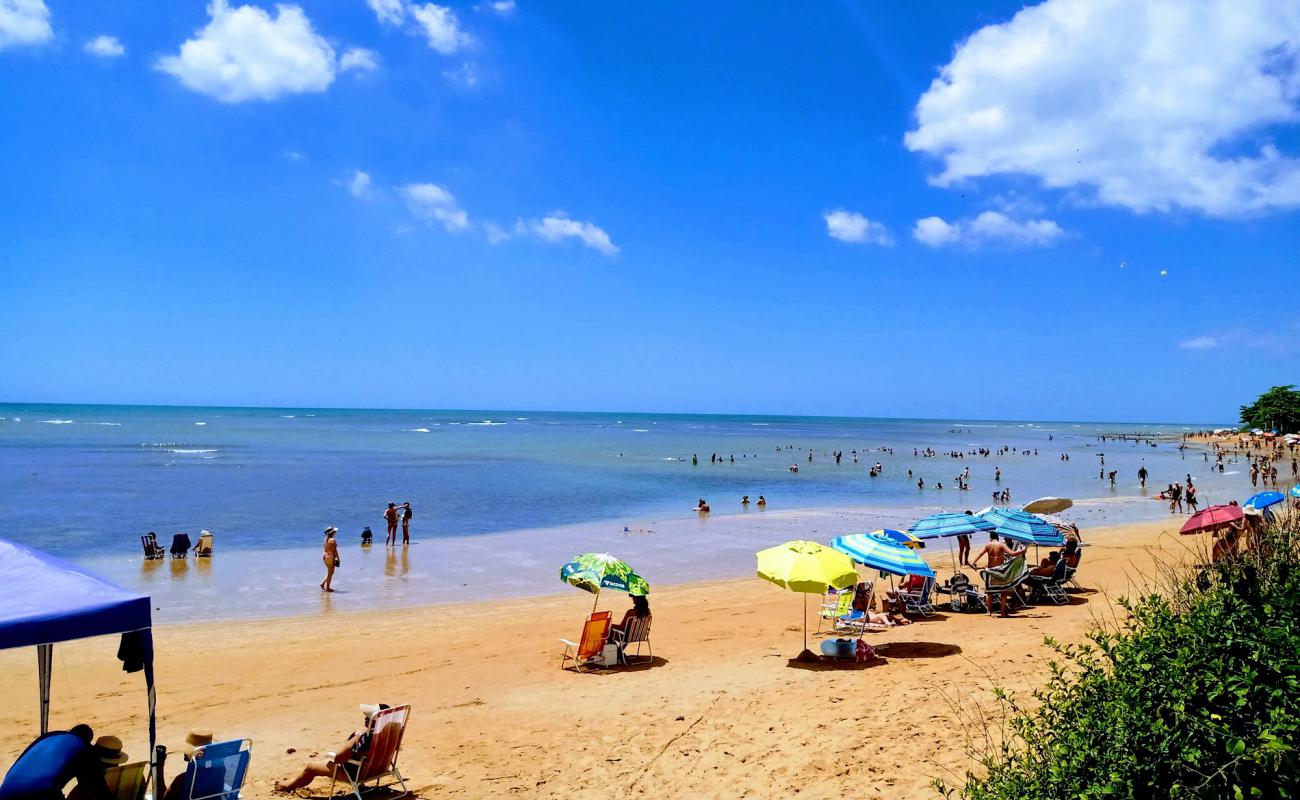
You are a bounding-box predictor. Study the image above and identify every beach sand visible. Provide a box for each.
[0,518,1200,799]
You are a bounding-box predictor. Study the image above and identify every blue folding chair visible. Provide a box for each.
[178,738,252,800]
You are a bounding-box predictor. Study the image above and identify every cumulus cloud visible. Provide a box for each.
[0,0,51,49]
[912,211,1063,248]
[1179,336,1219,350]
[366,0,405,26]
[157,1,337,103]
[409,3,472,54]
[347,170,373,199]
[401,182,470,232]
[904,0,1300,216]
[525,213,619,255]
[84,34,125,57]
[488,0,515,15]
[340,46,378,72]
[822,209,893,245]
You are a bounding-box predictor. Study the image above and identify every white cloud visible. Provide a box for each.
[526,213,619,255]
[84,34,125,58]
[489,0,515,15]
[348,170,373,199]
[0,0,51,49]
[1179,336,1219,350]
[340,46,378,72]
[912,216,960,248]
[401,182,470,232]
[366,0,406,26]
[912,211,1063,248]
[157,1,337,103]
[442,61,478,87]
[905,0,1300,216]
[283,149,306,161]
[822,209,893,245]
[483,222,511,244]
[409,3,471,54]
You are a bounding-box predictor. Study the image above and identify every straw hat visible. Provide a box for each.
[94,736,128,765]
[180,730,214,757]
[358,702,390,719]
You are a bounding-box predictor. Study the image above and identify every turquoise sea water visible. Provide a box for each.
[0,403,1237,620]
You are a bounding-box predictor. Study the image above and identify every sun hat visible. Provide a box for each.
[94,736,128,765]
[358,702,391,719]
[324,526,338,535]
[181,730,214,758]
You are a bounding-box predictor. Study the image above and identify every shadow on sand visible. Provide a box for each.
[872,641,963,659]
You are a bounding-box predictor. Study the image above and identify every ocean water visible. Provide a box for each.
[0,403,1238,620]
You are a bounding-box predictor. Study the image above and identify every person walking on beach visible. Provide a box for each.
[1138,465,1148,489]
[384,503,399,546]
[1186,483,1199,513]
[400,502,412,545]
[321,527,339,592]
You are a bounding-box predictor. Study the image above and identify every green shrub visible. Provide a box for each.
[940,519,1300,800]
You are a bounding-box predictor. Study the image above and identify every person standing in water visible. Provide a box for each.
[400,502,412,545]
[321,527,339,592]
[384,503,399,546]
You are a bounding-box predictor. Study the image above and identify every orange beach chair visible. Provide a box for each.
[327,704,411,800]
[560,611,612,671]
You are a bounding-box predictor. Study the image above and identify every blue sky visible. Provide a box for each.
[1,0,1297,423]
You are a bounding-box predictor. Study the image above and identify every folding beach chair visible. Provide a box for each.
[1064,549,1084,591]
[611,614,653,664]
[140,533,165,560]
[328,705,411,800]
[900,576,937,617]
[980,556,1029,610]
[833,609,891,635]
[177,738,252,800]
[816,590,854,634]
[68,762,148,800]
[560,611,613,672]
[194,531,214,557]
[935,573,978,612]
[170,533,192,558]
[1028,557,1070,605]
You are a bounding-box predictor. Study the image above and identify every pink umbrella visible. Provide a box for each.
[1180,504,1243,535]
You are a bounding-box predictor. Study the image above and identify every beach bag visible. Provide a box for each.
[855,639,875,663]
[334,555,341,567]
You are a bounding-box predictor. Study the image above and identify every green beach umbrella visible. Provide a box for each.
[560,552,649,613]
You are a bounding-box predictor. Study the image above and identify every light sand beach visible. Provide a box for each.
[0,518,1200,799]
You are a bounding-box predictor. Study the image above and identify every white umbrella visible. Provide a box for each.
[1024,497,1073,515]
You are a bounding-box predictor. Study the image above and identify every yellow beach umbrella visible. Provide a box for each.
[756,540,858,657]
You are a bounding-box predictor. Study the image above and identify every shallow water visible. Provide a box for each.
[0,403,1243,621]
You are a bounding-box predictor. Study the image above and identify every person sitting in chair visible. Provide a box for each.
[1030,551,1060,577]
[275,705,391,794]
[849,582,894,627]
[610,595,650,639]
[0,724,111,800]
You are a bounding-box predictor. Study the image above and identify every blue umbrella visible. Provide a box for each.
[1245,491,1285,510]
[1292,484,1300,499]
[908,512,995,540]
[831,533,935,578]
[978,507,1064,547]
[872,528,925,549]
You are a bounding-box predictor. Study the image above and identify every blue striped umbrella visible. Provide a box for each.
[831,533,935,578]
[1245,491,1285,510]
[871,528,925,549]
[907,512,995,540]
[978,507,1064,547]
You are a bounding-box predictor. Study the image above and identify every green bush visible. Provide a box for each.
[940,519,1300,800]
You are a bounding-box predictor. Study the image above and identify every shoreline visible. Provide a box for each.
[0,518,1196,799]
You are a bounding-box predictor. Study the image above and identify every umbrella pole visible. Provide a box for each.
[591,588,601,616]
[948,539,957,573]
[803,593,808,654]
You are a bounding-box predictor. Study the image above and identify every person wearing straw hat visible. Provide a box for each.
[158,731,212,800]
[321,527,340,592]
[91,738,127,769]
[0,724,111,800]
[274,704,389,793]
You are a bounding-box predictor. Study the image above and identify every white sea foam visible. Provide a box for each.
[194,422,207,426]
[86,422,122,426]
[468,420,507,426]
[42,419,75,424]
[406,428,431,433]
[515,417,528,421]
[169,448,219,454]
[633,428,649,432]
[281,415,296,418]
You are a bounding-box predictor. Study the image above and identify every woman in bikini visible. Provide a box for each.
[321,527,339,592]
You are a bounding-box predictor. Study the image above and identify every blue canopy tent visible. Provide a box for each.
[0,538,159,791]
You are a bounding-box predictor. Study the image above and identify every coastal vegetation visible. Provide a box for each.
[1239,385,1300,433]
[943,518,1300,799]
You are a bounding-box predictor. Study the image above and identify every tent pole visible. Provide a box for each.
[37,644,52,735]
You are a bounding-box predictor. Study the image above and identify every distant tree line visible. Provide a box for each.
[1240,385,1300,433]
